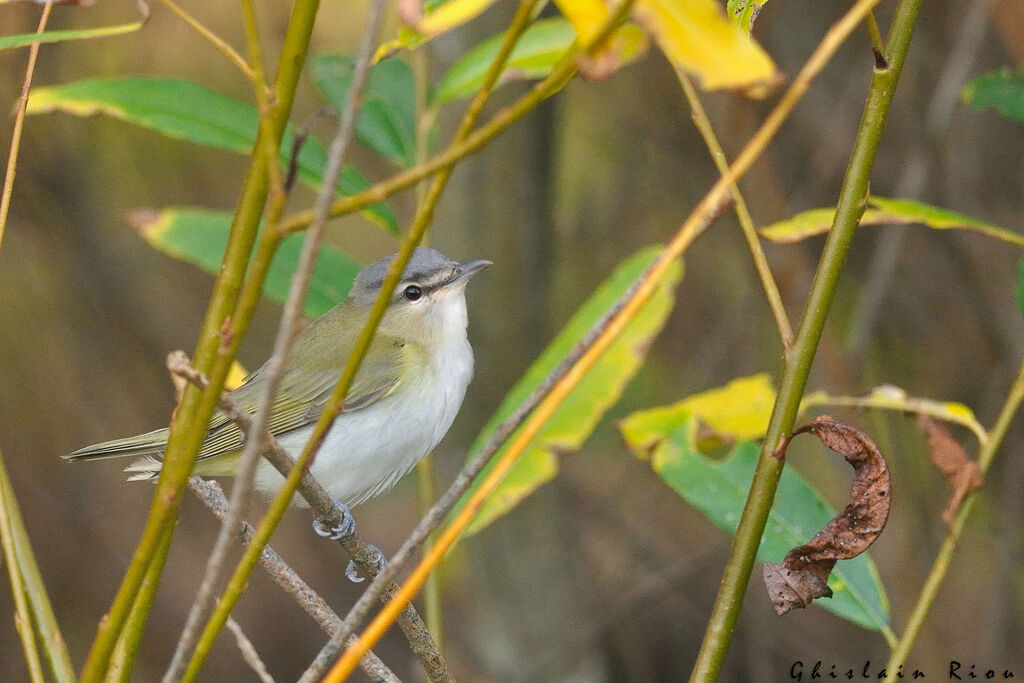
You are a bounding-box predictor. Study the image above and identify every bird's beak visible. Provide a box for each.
[451,259,492,284]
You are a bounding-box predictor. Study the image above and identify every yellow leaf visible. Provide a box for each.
[553,0,650,80]
[553,0,610,43]
[801,385,987,445]
[632,0,778,96]
[620,374,776,456]
[226,362,249,391]
[412,0,499,38]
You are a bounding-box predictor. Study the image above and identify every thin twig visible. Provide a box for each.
[885,356,1024,672]
[0,1,52,264]
[152,0,259,84]
[277,0,616,236]
[225,617,275,683]
[673,66,794,346]
[0,6,71,682]
[168,353,449,682]
[186,478,400,683]
[327,0,893,676]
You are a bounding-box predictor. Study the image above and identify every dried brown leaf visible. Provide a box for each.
[916,415,982,525]
[765,416,891,615]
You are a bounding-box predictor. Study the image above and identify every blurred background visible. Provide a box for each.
[2,0,1023,680]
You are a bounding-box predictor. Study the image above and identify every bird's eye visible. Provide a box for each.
[403,285,423,301]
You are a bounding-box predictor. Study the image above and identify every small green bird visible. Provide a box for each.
[66,247,490,536]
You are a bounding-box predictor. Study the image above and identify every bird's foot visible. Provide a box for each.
[346,544,387,583]
[312,499,356,540]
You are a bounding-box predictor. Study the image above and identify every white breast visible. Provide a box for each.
[255,334,474,508]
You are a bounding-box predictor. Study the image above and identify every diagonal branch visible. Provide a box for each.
[323,0,892,677]
[187,478,399,683]
[168,353,450,681]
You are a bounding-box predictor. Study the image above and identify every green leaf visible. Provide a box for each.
[458,246,683,536]
[0,22,142,52]
[312,56,416,167]
[725,0,769,32]
[433,18,647,105]
[759,196,1024,247]
[960,67,1024,124]
[26,77,397,233]
[635,415,890,631]
[435,18,575,105]
[130,208,360,317]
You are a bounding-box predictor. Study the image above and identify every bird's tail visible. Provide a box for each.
[63,428,168,481]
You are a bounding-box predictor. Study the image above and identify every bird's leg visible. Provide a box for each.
[346,544,386,583]
[312,499,356,540]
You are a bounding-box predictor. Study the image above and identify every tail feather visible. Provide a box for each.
[63,427,169,462]
[124,455,162,481]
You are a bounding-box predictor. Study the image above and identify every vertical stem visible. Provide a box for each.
[106,525,175,683]
[689,1,923,680]
[0,448,46,683]
[0,2,52,264]
[411,38,447,649]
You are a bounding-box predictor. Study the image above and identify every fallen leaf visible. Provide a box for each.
[764,416,891,616]
[917,415,983,526]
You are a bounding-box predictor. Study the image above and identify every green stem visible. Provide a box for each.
[0,448,46,683]
[0,455,74,681]
[106,524,175,683]
[674,67,793,346]
[886,357,1024,671]
[77,2,320,680]
[278,0,635,236]
[689,1,923,680]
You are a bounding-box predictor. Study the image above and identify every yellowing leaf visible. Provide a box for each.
[414,0,497,36]
[620,374,776,456]
[552,0,651,80]
[457,247,683,536]
[632,0,778,96]
[553,0,610,43]
[226,362,249,391]
[377,0,500,57]
[801,385,987,446]
[760,197,1024,247]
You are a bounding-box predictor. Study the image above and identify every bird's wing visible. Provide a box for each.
[196,338,407,460]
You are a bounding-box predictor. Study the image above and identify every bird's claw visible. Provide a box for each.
[346,544,386,583]
[312,499,356,540]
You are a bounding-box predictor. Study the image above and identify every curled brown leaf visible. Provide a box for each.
[916,415,982,526]
[764,416,891,615]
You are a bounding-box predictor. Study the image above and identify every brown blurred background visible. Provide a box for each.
[2,0,1023,680]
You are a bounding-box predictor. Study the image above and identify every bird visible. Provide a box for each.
[65,247,490,536]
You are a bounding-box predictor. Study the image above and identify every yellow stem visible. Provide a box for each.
[674,66,794,345]
[326,1,885,677]
[153,0,260,85]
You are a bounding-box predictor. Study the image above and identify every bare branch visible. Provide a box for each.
[171,353,445,680]
[187,478,400,683]
[225,617,275,683]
